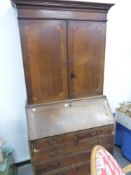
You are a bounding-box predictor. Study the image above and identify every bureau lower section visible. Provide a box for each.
[27,96,115,175]
[30,125,114,175]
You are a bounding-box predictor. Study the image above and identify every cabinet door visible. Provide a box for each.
[68,21,106,98]
[20,20,68,104]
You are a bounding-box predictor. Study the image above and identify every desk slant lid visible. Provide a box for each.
[26,96,114,140]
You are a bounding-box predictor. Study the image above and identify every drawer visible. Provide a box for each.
[53,162,90,175]
[34,151,90,175]
[31,134,114,163]
[33,145,113,175]
[34,161,90,175]
[75,125,114,144]
[30,125,114,151]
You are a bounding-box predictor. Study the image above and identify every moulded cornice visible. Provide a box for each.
[12,0,114,12]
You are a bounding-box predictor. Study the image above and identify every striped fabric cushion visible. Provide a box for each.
[96,148,125,175]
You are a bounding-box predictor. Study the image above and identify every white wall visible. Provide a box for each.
[0,0,29,162]
[0,0,131,162]
[104,0,131,111]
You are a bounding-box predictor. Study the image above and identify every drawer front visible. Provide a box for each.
[51,146,113,175]
[33,145,113,175]
[30,125,114,151]
[31,134,114,163]
[53,163,90,175]
[34,151,90,175]
[34,161,90,175]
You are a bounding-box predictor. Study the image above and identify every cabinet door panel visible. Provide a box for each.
[20,20,68,104]
[68,21,106,98]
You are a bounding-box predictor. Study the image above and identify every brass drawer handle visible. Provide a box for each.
[48,140,58,145]
[74,135,80,144]
[74,131,98,145]
[48,137,61,145]
[49,150,61,157]
[97,140,100,144]
[31,142,40,153]
[49,152,55,156]
[49,162,60,169]
[90,131,97,137]
[33,148,40,153]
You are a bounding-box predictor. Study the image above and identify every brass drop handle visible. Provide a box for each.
[48,137,61,145]
[31,143,40,153]
[49,162,60,169]
[90,131,97,137]
[74,135,80,144]
[49,150,61,157]
[71,72,76,79]
[48,139,58,145]
[33,148,40,153]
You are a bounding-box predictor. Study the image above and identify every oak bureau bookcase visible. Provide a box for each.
[13,0,114,104]
[13,0,114,174]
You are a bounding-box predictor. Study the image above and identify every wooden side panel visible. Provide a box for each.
[19,20,68,104]
[68,21,106,98]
